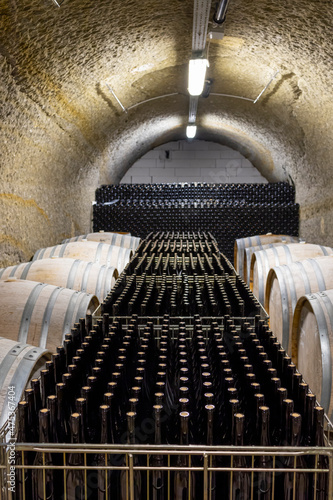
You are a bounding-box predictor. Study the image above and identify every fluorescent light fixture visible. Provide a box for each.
[188,59,208,96]
[186,125,197,139]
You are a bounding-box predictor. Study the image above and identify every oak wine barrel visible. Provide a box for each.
[0,337,51,428]
[62,232,140,252]
[0,279,99,354]
[0,258,118,302]
[250,243,333,305]
[291,289,333,421]
[234,234,300,279]
[243,241,301,286]
[33,241,132,274]
[265,255,333,355]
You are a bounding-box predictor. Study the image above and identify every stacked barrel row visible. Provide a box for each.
[234,233,333,420]
[0,232,140,427]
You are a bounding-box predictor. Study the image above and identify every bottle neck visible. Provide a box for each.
[314,407,325,447]
[100,413,109,444]
[259,406,270,446]
[228,399,239,444]
[180,412,190,446]
[17,402,28,442]
[283,399,294,444]
[31,379,42,414]
[290,413,302,447]
[47,397,57,441]
[41,370,50,408]
[154,406,162,445]
[56,384,66,419]
[70,413,81,445]
[304,394,315,437]
[234,413,245,446]
[127,412,136,445]
[206,405,214,446]
[39,409,50,444]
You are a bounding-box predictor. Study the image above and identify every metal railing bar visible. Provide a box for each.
[2,463,331,473]
[203,453,208,500]
[1,462,333,474]
[4,444,332,456]
[129,454,134,500]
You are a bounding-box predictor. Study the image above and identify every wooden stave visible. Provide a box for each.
[250,243,333,305]
[234,234,300,279]
[0,258,118,302]
[243,241,300,286]
[265,255,333,355]
[0,337,51,428]
[62,232,140,251]
[33,241,132,273]
[291,290,333,421]
[0,279,99,354]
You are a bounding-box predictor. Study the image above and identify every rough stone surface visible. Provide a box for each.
[0,0,332,266]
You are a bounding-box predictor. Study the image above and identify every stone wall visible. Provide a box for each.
[0,0,332,267]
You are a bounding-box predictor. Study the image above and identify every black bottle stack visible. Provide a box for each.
[15,232,329,500]
[93,182,299,263]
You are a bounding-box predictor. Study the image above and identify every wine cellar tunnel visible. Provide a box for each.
[1,0,333,499]
[0,0,332,267]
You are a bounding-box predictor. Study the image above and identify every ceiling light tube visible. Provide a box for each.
[188,58,209,96]
[186,125,197,139]
[214,0,230,24]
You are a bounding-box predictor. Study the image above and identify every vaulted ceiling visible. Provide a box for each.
[0,0,332,266]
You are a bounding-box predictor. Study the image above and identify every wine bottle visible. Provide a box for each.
[247,393,265,445]
[282,399,294,446]
[297,382,309,417]
[32,409,54,500]
[52,353,63,385]
[30,378,42,418]
[150,405,166,500]
[64,338,74,369]
[173,411,195,499]
[230,413,250,500]
[312,406,329,499]
[223,398,239,445]
[292,373,302,412]
[283,413,308,500]
[254,406,272,499]
[40,369,51,409]
[120,412,142,499]
[103,392,117,443]
[56,383,69,443]
[66,413,85,500]
[90,405,113,500]
[302,393,316,446]
[56,345,66,375]
[271,387,287,446]
[45,360,56,396]
[24,388,38,442]
[86,313,93,335]
[76,398,88,443]
[206,404,216,500]
[86,376,101,442]
[47,395,64,496]
[47,396,58,443]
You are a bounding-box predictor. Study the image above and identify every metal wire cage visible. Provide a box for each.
[1,314,332,499]
[1,415,333,500]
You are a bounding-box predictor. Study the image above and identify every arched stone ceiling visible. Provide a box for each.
[0,0,332,266]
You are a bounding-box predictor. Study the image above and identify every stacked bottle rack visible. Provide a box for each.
[93,183,299,263]
[1,232,332,500]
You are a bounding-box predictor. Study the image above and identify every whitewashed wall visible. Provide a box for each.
[120,140,268,184]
